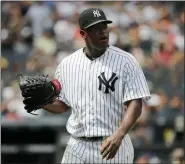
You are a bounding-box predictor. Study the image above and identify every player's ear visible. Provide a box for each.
[80,30,86,39]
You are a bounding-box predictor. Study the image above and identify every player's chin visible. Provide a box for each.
[97,41,109,49]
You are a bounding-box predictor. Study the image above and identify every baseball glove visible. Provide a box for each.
[17,74,61,115]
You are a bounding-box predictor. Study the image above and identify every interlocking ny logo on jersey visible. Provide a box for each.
[98,72,118,94]
[93,10,101,17]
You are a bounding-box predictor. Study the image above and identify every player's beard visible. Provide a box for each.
[85,40,108,58]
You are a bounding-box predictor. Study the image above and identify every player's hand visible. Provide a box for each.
[100,130,124,160]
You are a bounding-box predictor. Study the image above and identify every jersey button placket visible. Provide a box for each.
[85,60,92,134]
[89,61,95,130]
[88,61,93,101]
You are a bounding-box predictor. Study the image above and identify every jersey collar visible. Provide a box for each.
[82,45,110,61]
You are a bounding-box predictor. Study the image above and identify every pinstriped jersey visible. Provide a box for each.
[54,45,151,137]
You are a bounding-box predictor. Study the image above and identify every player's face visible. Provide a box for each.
[83,23,109,50]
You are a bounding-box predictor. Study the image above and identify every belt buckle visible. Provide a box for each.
[86,137,100,141]
[85,137,90,141]
[93,136,104,141]
[83,137,91,141]
[80,136,106,141]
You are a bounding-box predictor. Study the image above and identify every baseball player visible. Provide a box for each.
[43,8,151,163]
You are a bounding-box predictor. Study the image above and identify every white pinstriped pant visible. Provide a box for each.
[61,134,134,164]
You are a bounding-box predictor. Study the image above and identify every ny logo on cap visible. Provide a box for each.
[93,10,101,17]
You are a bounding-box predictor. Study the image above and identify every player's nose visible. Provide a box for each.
[98,30,108,38]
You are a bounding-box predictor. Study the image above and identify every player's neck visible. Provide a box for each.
[84,46,108,59]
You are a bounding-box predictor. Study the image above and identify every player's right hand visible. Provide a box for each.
[17,74,61,115]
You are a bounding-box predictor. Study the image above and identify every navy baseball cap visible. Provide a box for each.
[78,8,112,30]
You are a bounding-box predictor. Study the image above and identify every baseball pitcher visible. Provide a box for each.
[18,8,151,164]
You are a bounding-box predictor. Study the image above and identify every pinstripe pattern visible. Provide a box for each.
[55,45,151,163]
[61,135,134,163]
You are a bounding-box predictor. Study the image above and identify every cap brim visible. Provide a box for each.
[84,20,112,29]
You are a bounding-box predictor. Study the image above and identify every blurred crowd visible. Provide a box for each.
[1,1,184,163]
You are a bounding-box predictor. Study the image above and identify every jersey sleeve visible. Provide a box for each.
[123,57,151,103]
[54,63,70,106]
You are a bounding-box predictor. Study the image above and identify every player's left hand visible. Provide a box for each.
[100,130,124,160]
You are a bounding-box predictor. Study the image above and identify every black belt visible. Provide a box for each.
[73,136,105,142]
